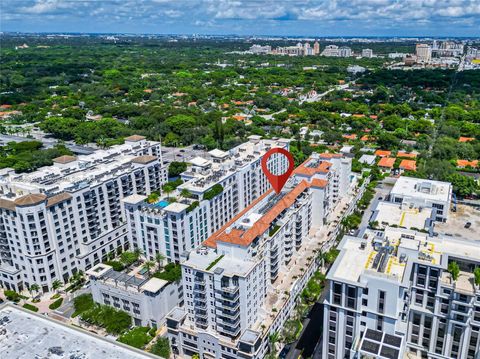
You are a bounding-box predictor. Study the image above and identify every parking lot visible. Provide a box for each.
[435,204,480,241]
[161,145,207,165]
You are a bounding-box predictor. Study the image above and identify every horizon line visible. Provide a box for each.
[2,31,480,39]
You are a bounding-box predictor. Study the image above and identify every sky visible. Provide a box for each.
[1,0,479,37]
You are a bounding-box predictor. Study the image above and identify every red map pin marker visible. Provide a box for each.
[261,147,295,193]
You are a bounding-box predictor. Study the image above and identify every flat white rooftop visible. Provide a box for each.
[179,138,289,193]
[0,139,161,200]
[185,247,256,277]
[391,176,451,203]
[373,201,432,230]
[0,305,155,359]
[330,227,480,285]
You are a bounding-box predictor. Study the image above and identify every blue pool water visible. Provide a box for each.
[154,200,170,208]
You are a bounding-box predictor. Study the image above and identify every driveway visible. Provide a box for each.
[358,180,393,237]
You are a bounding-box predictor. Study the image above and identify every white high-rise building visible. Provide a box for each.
[166,153,352,358]
[416,43,432,63]
[321,45,352,57]
[322,226,480,359]
[248,45,271,55]
[321,45,340,57]
[362,48,373,58]
[123,137,291,263]
[0,135,167,292]
[338,46,352,57]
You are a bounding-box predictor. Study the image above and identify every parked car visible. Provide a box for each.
[464,222,472,228]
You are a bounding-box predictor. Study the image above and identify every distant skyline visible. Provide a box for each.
[1,0,480,38]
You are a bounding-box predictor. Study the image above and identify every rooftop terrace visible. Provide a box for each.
[179,138,289,193]
[0,138,161,200]
[330,226,480,285]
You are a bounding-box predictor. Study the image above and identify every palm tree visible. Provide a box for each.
[163,184,173,200]
[133,248,143,261]
[29,284,40,297]
[266,331,280,359]
[143,260,155,276]
[155,252,166,271]
[52,280,63,293]
[180,188,192,198]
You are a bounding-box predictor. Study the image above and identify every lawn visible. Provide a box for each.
[153,263,182,282]
[118,327,155,349]
[150,337,171,358]
[80,304,132,335]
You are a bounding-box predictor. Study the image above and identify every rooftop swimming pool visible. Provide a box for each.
[153,200,170,208]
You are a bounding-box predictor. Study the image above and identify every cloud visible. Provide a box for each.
[20,0,75,14]
[1,0,479,35]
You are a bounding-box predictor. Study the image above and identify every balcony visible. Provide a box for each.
[216,300,240,311]
[195,309,208,319]
[218,284,239,295]
[194,276,205,284]
[218,324,241,337]
[194,292,206,300]
[270,246,279,256]
[218,292,240,303]
[217,313,240,326]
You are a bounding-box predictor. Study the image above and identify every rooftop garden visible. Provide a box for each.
[203,184,224,201]
[150,337,171,358]
[79,303,132,335]
[118,326,156,349]
[206,254,224,271]
[153,262,182,283]
[186,200,199,213]
[269,224,281,236]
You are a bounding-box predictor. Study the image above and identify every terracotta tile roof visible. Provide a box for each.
[369,115,378,119]
[378,157,395,168]
[397,151,417,159]
[53,155,77,164]
[352,114,365,118]
[458,136,475,142]
[375,150,391,157]
[318,152,342,159]
[342,134,357,140]
[14,193,47,207]
[457,159,478,168]
[399,159,417,171]
[0,198,16,211]
[203,189,274,248]
[310,178,328,188]
[293,159,331,176]
[360,135,370,141]
[232,115,246,121]
[125,135,146,142]
[131,155,157,164]
[205,181,310,248]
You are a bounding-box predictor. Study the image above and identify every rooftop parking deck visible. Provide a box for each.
[0,305,155,359]
[435,204,480,240]
[373,201,433,230]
